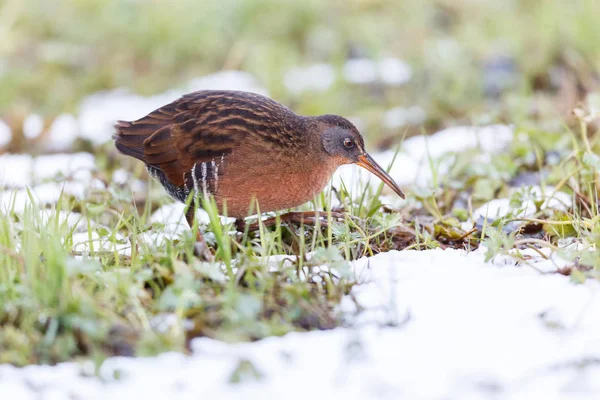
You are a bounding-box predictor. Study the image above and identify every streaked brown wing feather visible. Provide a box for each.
[114,90,304,188]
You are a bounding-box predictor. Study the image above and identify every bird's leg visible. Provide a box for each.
[279,211,346,226]
[185,207,213,261]
[237,211,345,232]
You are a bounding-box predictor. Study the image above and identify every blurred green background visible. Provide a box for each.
[1,0,599,150]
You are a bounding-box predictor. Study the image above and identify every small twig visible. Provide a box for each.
[506,217,592,229]
[457,227,478,241]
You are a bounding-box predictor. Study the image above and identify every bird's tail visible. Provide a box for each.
[113,120,147,162]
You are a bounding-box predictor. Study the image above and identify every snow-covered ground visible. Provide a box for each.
[1,249,599,399]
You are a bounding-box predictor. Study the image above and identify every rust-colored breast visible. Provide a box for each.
[213,143,338,217]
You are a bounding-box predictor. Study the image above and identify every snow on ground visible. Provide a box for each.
[284,57,412,94]
[23,114,44,140]
[284,63,336,94]
[138,203,243,247]
[382,105,426,129]
[472,187,572,220]
[72,230,131,256]
[0,152,101,213]
[2,249,600,399]
[138,203,199,247]
[47,114,79,151]
[0,152,96,188]
[343,57,412,86]
[0,119,12,147]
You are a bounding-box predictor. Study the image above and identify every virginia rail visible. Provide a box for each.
[114,90,404,256]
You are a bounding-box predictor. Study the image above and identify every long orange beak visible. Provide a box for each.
[356,154,405,199]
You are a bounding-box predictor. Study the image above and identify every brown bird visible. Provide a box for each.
[114,90,404,255]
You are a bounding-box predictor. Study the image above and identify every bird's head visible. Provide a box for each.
[317,115,405,199]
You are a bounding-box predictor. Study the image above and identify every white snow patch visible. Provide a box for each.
[473,186,573,220]
[0,153,101,213]
[141,203,242,248]
[149,203,194,234]
[33,152,96,183]
[23,114,43,140]
[343,57,412,86]
[37,210,89,232]
[150,313,195,334]
[47,114,79,150]
[112,169,129,185]
[401,124,514,159]
[382,106,426,129]
[378,57,413,86]
[78,89,181,145]
[0,153,31,187]
[343,58,378,84]
[1,182,87,213]
[0,208,88,233]
[284,63,336,94]
[72,231,131,256]
[2,249,600,399]
[534,186,573,210]
[187,71,268,95]
[474,198,529,219]
[0,120,11,147]
[111,168,145,194]
[0,152,96,188]
[139,203,213,247]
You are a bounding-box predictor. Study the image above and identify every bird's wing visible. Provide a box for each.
[114,90,298,188]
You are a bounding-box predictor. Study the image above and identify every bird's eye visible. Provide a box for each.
[343,138,354,148]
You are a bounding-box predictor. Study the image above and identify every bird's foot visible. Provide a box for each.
[186,209,214,261]
[193,231,214,262]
